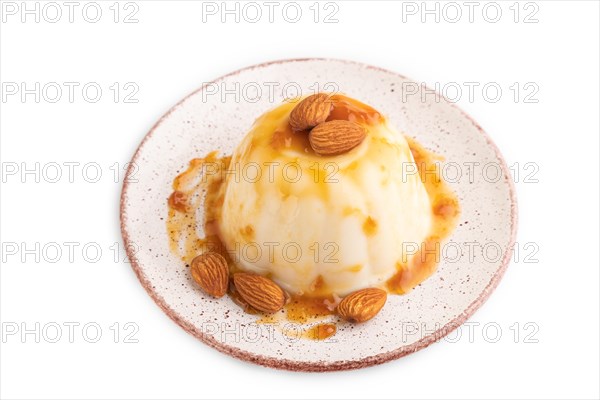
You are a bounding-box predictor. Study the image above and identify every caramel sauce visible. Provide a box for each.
[166,152,231,265]
[309,275,325,292]
[303,323,337,341]
[239,225,255,241]
[327,94,383,125]
[346,264,363,273]
[362,216,378,236]
[285,295,336,323]
[385,137,460,294]
[166,94,460,339]
[270,123,313,154]
[167,191,188,212]
[255,313,279,324]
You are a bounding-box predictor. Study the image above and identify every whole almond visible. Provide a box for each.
[337,288,387,323]
[289,93,332,131]
[190,252,229,298]
[309,120,367,156]
[233,272,285,313]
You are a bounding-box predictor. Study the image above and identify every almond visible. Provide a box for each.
[289,93,332,131]
[190,252,229,298]
[337,288,387,323]
[309,120,367,156]
[233,272,285,313]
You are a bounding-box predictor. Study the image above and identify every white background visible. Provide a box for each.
[1,1,599,399]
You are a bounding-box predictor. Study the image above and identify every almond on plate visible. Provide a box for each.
[190,252,229,298]
[337,288,387,323]
[233,272,286,313]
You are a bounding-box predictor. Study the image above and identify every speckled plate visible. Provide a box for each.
[120,59,517,371]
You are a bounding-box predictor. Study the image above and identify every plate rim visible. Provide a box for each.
[120,58,519,372]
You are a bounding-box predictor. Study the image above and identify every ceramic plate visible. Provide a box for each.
[120,59,517,371]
